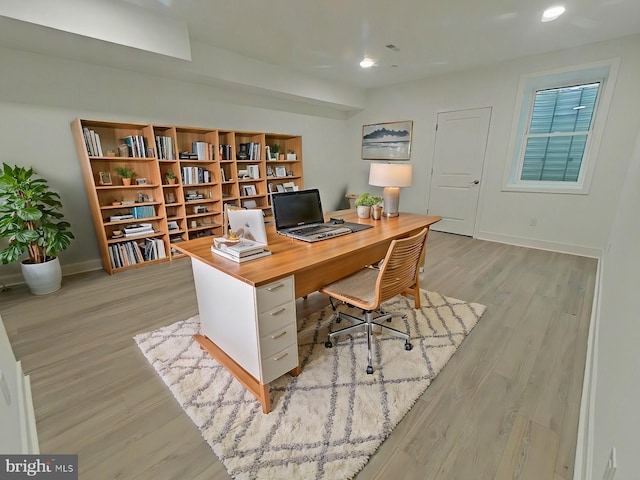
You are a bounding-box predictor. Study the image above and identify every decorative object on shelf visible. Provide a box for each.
[368,163,412,217]
[136,193,150,203]
[115,166,135,186]
[165,192,176,204]
[286,151,297,160]
[275,166,287,177]
[98,171,112,185]
[0,163,74,294]
[117,144,129,157]
[105,149,116,157]
[135,178,147,185]
[243,185,257,196]
[354,193,384,219]
[165,171,176,185]
[362,120,413,160]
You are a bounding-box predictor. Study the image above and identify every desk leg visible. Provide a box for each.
[194,334,272,414]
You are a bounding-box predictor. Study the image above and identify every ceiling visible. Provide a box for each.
[1,0,639,95]
[118,0,640,89]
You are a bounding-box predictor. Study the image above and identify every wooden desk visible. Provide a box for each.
[176,211,441,413]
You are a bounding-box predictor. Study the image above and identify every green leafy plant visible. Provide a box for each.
[354,193,383,207]
[165,171,176,179]
[0,163,74,264]
[271,144,280,155]
[115,166,135,178]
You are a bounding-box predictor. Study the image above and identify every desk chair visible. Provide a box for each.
[319,228,429,374]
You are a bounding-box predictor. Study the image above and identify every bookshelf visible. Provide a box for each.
[71,119,303,274]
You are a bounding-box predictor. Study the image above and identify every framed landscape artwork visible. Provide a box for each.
[362,120,413,160]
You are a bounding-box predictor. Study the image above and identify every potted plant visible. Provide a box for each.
[115,166,134,185]
[271,144,280,160]
[354,193,383,219]
[165,170,177,185]
[0,163,74,294]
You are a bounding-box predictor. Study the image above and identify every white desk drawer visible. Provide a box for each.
[258,301,296,336]
[256,276,294,313]
[260,324,296,359]
[261,344,298,384]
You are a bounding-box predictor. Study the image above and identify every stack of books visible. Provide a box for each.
[211,238,271,263]
[123,223,154,237]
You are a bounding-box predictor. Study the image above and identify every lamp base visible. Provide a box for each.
[382,187,401,217]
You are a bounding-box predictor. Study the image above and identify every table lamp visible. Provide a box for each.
[368,163,412,217]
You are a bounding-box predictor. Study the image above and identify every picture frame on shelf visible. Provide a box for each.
[282,181,298,192]
[275,166,287,177]
[243,199,258,209]
[165,192,176,204]
[361,120,413,160]
[167,220,179,231]
[136,178,147,185]
[247,165,260,179]
[276,184,285,193]
[98,171,112,185]
[243,185,257,196]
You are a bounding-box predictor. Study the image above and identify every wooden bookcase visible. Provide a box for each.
[71,119,303,274]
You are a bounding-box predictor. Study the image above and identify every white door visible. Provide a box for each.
[428,107,491,236]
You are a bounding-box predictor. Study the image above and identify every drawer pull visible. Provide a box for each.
[272,352,288,361]
[270,307,286,316]
[267,283,285,292]
[271,330,287,340]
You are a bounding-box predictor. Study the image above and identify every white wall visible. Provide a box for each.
[347,34,640,256]
[0,46,351,284]
[591,127,640,479]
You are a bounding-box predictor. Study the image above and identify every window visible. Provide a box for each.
[504,60,619,194]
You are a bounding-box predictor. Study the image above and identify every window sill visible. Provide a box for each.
[502,182,589,195]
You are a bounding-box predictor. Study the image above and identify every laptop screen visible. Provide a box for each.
[272,189,325,230]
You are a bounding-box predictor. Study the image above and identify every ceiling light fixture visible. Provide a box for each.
[541,5,566,22]
[360,57,375,68]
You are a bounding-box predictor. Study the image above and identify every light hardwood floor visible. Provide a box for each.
[0,231,596,479]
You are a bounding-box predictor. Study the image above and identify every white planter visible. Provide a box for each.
[21,257,62,295]
[356,205,371,219]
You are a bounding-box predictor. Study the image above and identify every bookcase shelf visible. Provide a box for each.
[72,118,303,274]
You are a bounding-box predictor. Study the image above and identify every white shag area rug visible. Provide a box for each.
[134,290,485,479]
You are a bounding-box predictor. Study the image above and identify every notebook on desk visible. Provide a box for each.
[271,189,353,242]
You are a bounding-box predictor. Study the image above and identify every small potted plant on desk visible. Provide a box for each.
[115,166,134,185]
[0,163,74,294]
[354,193,383,219]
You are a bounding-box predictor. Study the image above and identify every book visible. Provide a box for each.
[211,245,272,263]
[213,238,265,258]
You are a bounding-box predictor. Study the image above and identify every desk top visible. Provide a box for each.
[175,211,441,291]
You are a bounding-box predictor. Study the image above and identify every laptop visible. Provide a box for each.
[227,208,268,245]
[271,189,352,242]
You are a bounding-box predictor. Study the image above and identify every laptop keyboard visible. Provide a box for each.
[292,225,324,236]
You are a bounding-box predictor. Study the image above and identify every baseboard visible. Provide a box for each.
[0,259,103,287]
[475,231,602,258]
[573,256,602,480]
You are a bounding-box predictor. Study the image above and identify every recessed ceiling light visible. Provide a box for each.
[542,5,566,22]
[360,57,375,68]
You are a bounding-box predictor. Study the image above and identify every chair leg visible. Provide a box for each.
[325,312,366,347]
[365,311,374,374]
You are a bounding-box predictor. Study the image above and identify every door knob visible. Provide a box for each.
[470,180,480,185]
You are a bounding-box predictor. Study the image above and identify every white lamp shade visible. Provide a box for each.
[368,163,412,187]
